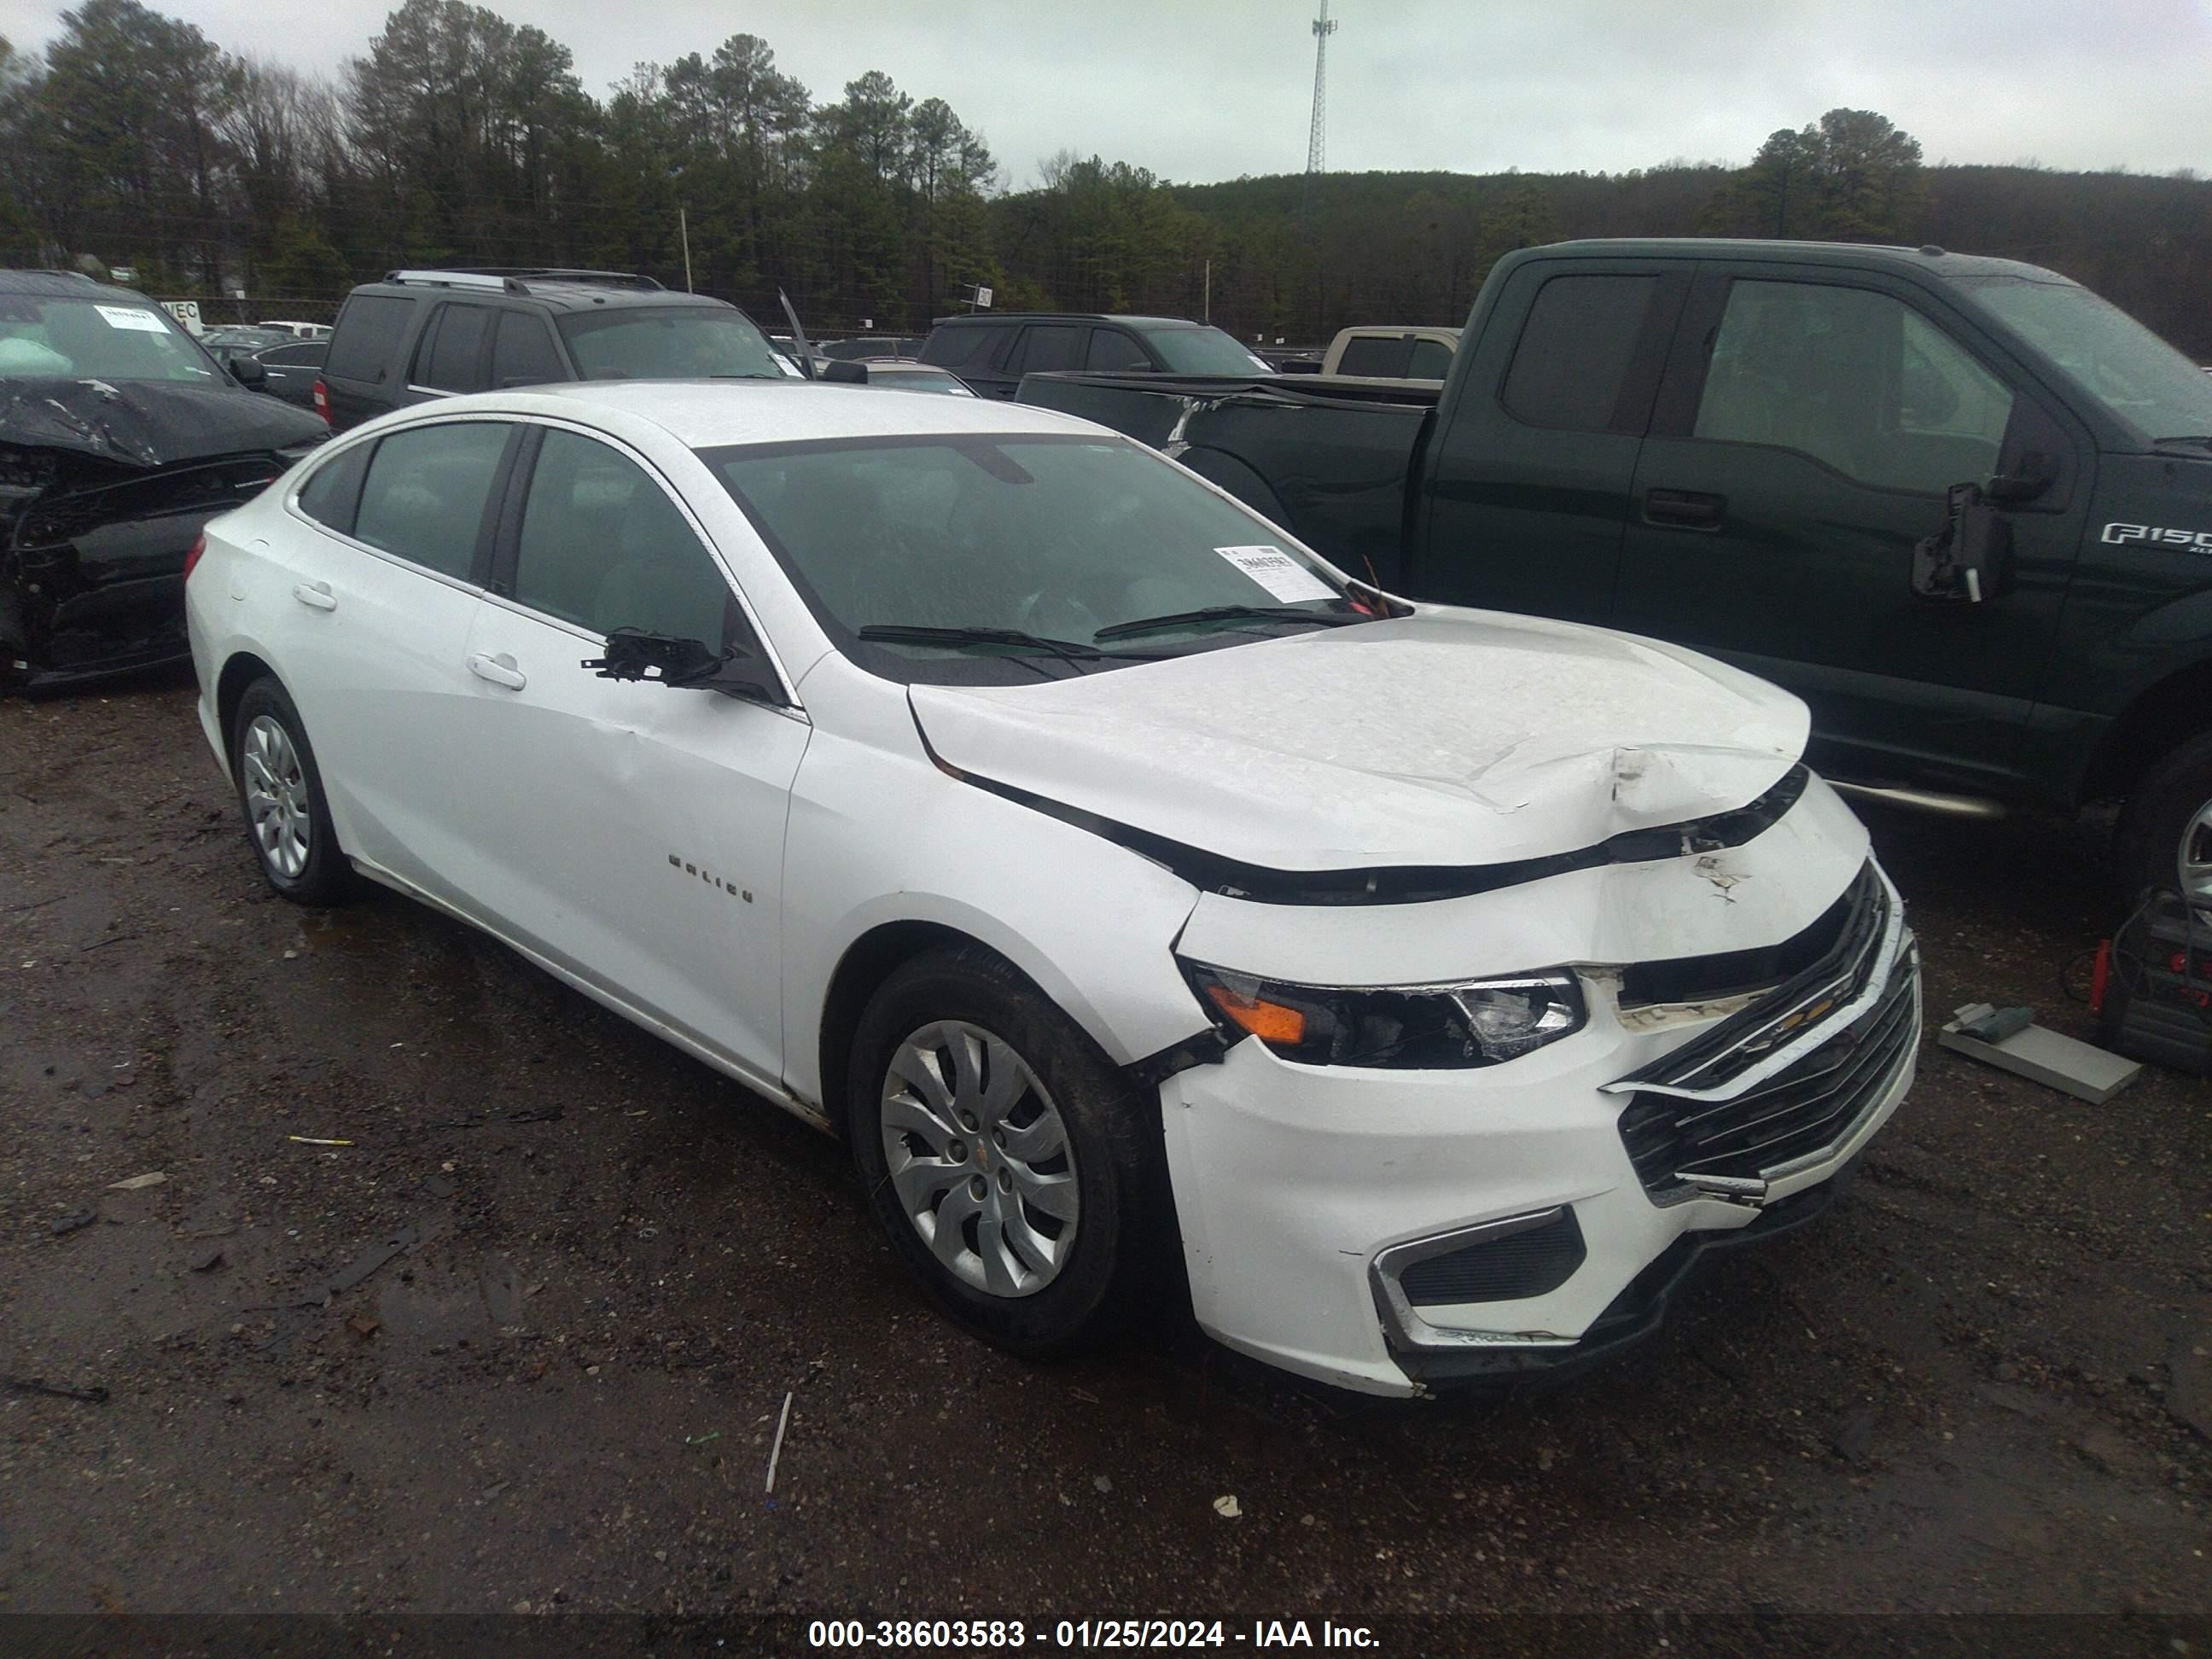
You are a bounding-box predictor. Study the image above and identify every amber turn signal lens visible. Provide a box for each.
[1204,983,1307,1045]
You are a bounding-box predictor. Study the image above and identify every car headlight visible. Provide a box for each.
[1178,960,1586,1069]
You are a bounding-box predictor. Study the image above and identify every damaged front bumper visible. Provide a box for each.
[1155,776,1918,1397]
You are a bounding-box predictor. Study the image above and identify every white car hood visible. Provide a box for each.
[907,611,1809,872]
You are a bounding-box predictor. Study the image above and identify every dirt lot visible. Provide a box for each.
[3,671,2210,1628]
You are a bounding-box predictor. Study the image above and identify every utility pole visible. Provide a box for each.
[679,206,694,294]
[1203,259,1211,322]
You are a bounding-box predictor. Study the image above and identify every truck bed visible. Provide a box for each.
[1016,372,1435,588]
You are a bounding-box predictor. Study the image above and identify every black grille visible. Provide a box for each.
[1615,864,1889,1097]
[1617,952,1918,1197]
[1397,1209,1587,1307]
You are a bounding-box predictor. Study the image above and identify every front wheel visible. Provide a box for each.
[846,947,1163,1355]
[2120,731,2212,905]
[230,677,352,905]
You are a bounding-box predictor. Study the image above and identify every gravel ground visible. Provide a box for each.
[2,670,2209,1625]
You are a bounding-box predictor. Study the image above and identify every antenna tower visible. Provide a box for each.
[1306,0,1337,175]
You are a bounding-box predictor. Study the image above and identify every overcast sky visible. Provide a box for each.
[4,0,2208,188]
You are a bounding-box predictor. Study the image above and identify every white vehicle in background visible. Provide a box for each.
[256,319,332,339]
[1321,324,1460,380]
[183,381,1917,1396]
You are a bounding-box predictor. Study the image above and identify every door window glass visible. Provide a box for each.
[514,428,732,645]
[1501,274,1657,431]
[1008,325,1082,375]
[1085,329,1152,371]
[1407,337,1454,379]
[352,422,509,579]
[1694,280,2015,494]
[492,311,567,387]
[1336,336,1410,377]
[295,442,371,535]
[922,324,1010,369]
[324,294,413,381]
[419,303,494,392]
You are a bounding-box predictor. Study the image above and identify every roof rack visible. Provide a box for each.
[381,267,666,297]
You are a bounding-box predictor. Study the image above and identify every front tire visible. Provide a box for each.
[2119,731,2212,904]
[230,676,352,905]
[846,946,1161,1356]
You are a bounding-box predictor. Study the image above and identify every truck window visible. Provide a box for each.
[1337,336,1410,377]
[1500,275,1657,432]
[1085,329,1152,372]
[1695,281,2012,496]
[1407,338,1453,378]
[418,303,494,393]
[923,323,1011,370]
[1009,325,1083,375]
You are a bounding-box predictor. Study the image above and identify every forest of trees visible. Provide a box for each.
[6,0,2212,354]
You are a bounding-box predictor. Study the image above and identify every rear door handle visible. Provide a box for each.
[291,581,337,611]
[1644,488,1726,531]
[467,651,527,690]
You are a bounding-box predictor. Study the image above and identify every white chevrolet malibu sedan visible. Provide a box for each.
[184,382,1918,1396]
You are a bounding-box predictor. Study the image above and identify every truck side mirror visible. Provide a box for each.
[1985,449,2058,507]
[1912,482,2011,603]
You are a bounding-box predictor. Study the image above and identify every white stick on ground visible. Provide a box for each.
[765,1389,794,1495]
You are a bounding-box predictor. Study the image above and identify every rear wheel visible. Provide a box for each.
[230,677,352,905]
[846,946,1161,1355]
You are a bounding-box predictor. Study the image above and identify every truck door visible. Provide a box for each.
[1614,267,2090,796]
[1409,259,1688,625]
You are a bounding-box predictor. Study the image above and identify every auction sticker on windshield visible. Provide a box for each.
[1213,544,1335,602]
[95,305,169,332]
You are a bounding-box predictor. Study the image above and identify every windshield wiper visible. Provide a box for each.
[1093,604,1366,642]
[857,624,1161,674]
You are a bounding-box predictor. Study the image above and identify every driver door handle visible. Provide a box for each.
[1644,488,1726,531]
[468,651,527,690]
[291,580,337,611]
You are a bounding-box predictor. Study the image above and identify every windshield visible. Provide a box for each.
[1138,325,1275,376]
[0,295,219,383]
[556,306,785,381]
[1964,276,2212,445]
[704,434,1359,684]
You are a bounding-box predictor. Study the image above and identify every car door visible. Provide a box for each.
[446,422,809,1080]
[274,419,518,901]
[1409,259,1690,624]
[259,341,326,407]
[1613,266,2091,792]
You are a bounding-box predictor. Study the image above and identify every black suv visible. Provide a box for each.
[317,268,788,431]
[917,312,1273,399]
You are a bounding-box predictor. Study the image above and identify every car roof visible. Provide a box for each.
[931,311,1202,329]
[1514,237,2068,283]
[0,269,161,303]
[410,380,1092,449]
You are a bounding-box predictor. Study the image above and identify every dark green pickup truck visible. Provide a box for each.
[1018,238,2212,898]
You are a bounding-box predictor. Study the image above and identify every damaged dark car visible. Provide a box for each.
[1,271,327,690]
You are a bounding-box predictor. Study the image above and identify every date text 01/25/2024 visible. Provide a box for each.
[806,1620,1381,1650]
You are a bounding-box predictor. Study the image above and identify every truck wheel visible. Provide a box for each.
[230,677,353,905]
[845,946,1162,1357]
[2119,731,2212,903]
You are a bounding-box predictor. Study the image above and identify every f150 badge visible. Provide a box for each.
[2103,522,2212,550]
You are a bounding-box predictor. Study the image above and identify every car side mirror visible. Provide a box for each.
[582,628,777,701]
[822,358,868,384]
[230,355,267,387]
[1912,482,2011,603]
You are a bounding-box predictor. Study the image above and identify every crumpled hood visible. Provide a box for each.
[908,611,1810,871]
[1,376,325,469]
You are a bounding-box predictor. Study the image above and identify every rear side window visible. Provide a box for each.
[418,304,495,393]
[514,429,732,643]
[1408,338,1454,378]
[492,311,567,387]
[1009,325,1082,375]
[264,342,326,367]
[1500,275,1659,432]
[1337,336,1410,377]
[294,442,371,535]
[923,324,1011,370]
[1086,329,1152,371]
[352,422,509,580]
[323,294,415,382]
